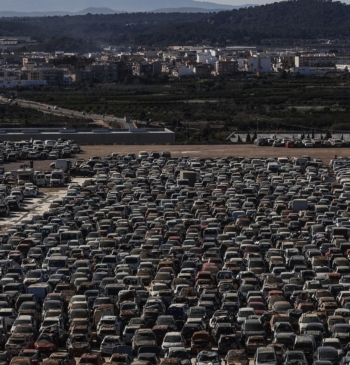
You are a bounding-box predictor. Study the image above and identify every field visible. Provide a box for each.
[9,73,350,143]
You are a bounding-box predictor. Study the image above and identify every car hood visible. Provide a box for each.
[197,361,220,365]
[227,360,249,365]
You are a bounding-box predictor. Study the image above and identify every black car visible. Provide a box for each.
[218,334,242,354]
[241,319,265,340]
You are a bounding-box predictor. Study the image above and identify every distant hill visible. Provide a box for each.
[0,0,236,13]
[153,5,256,12]
[75,7,124,14]
[0,7,125,17]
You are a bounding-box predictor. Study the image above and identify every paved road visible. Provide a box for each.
[0,97,137,129]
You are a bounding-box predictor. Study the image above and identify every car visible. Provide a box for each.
[282,351,307,365]
[314,347,340,365]
[66,335,91,357]
[77,354,104,365]
[195,351,220,365]
[225,350,249,365]
[254,347,278,365]
[100,335,122,355]
[165,348,191,365]
[241,319,265,340]
[161,332,186,354]
[49,353,76,365]
[132,329,157,355]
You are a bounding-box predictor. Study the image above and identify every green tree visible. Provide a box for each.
[312,130,315,138]
[237,135,242,143]
[325,131,332,139]
[139,110,146,121]
[246,133,251,143]
[252,131,257,142]
[341,134,344,140]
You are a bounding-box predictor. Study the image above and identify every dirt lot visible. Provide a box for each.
[75,144,350,164]
[4,144,350,172]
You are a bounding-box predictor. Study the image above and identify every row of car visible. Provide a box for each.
[2,152,350,365]
[255,137,346,148]
[0,140,81,164]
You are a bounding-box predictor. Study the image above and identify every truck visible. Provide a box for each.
[50,159,71,172]
[50,170,65,186]
[291,199,308,213]
[179,170,197,187]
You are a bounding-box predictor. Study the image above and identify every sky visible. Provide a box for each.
[203,0,350,3]
[197,0,269,3]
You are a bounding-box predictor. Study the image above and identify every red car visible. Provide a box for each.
[248,301,266,315]
[34,333,58,354]
[195,271,213,283]
[78,354,104,365]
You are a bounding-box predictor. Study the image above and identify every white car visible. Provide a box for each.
[150,282,168,296]
[100,335,122,355]
[161,332,186,353]
[23,185,38,197]
[236,308,255,326]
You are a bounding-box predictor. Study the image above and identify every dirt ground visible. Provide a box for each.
[4,144,350,172]
[78,144,350,164]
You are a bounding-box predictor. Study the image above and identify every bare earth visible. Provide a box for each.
[78,144,349,164]
[4,145,350,172]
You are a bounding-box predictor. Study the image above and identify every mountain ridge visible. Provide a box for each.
[0,5,255,17]
[0,0,236,13]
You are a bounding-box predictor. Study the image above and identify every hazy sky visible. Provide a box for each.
[195,0,350,5]
[197,0,270,3]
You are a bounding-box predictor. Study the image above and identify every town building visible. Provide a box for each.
[295,53,336,67]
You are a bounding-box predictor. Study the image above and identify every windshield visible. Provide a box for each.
[49,260,66,267]
[27,272,41,278]
[198,354,218,362]
[259,353,276,362]
[165,335,182,342]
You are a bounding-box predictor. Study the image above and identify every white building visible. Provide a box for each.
[196,51,217,64]
[246,56,271,73]
[174,65,195,77]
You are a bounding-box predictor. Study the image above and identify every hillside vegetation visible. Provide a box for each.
[1,0,350,49]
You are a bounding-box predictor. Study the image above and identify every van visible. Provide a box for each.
[267,162,279,172]
[27,283,52,301]
[123,255,141,274]
[93,304,114,328]
[203,228,219,240]
[104,284,125,304]
[50,170,64,186]
[47,255,68,273]
[332,227,349,240]
[53,159,71,172]
[311,256,329,268]
[60,231,84,245]
[315,205,329,214]
[101,255,118,269]
[34,173,46,187]
[122,276,143,288]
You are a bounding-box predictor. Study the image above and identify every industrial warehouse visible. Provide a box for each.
[0,128,175,145]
